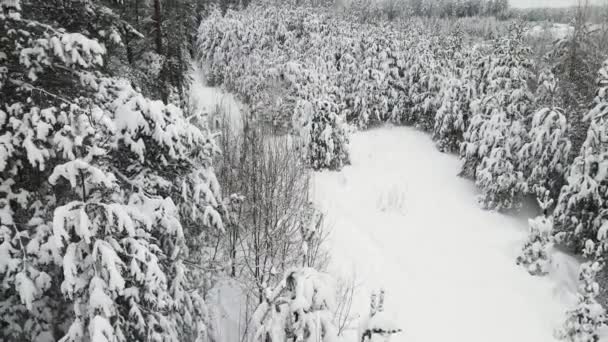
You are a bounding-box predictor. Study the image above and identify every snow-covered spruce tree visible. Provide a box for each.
[405,40,444,131]
[556,258,606,342]
[308,98,351,171]
[433,66,476,153]
[519,70,572,200]
[516,194,554,276]
[0,6,222,342]
[460,24,534,210]
[252,268,339,342]
[473,114,528,210]
[550,5,603,138]
[553,60,608,251]
[457,52,493,178]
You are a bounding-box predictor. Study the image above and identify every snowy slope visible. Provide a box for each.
[313,125,582,342]
[526,23,573,39]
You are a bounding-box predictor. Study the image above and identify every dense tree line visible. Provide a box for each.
[407,0,509,18]
[345,0,510,20]
[512,4,608,24]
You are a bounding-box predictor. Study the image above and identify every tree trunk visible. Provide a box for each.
[125,29,134,64]
[135,0,140,29]
[231,238,237,277]
[153,0,162,54]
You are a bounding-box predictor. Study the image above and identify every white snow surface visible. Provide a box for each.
[207,278,249,342]
[527,23,573,40]
[189,63,244,132]
[313,125,583,342]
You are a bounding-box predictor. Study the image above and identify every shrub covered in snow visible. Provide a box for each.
[252,267,339,342]
[359,290,401,342]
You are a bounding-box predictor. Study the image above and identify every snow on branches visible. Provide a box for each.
[461,24,534,211]
[0,8,222,342]
[197,6,478,169]
[433,68,476,153]
[554,59,608,252]
[516,194,555,276]
[556,259,606,342]
[308,98,351,170]
[252,267,339,342]
[519,70,571,200]
[360,290,401,342]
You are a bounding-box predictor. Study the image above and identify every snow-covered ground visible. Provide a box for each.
[314,125,582,342]
[189,63,244,131]
[207,278,250,342]
[191,62,585,341]
[527,23,573,39]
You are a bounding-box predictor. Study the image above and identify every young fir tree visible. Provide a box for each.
[554,60,608,252]
[308,98,351,171]
[556,258,606,342]
[516,193,554,276]
[0,3,223,341]
[405,41,444,131]
[550,4,604,155]
[433,66,476,153]
[519,69,572,200]
[460,24,534,210]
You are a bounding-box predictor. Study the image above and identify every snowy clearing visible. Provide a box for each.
[526,23,573,39]
[190,63,244,131]
[314,126,582,342]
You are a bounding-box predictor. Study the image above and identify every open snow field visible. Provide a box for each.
[314,125,582,342]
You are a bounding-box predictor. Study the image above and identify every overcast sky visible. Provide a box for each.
[510,0,605,8]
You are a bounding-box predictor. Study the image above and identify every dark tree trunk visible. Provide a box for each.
[153,0,162,54]
[124,29,133,64]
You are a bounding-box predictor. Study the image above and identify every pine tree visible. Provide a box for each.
[551,3,605,156]
[473,114,528,210]
[556,258,606,342]
[519,70,572,200]
[460,24,534,210]
[308,98,351,170]
[433,65,476,153]
[516,194,554,276]
[406,40,444,131]
[554,60,608,251]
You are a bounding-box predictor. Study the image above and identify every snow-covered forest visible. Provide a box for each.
[2,0,608,341]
